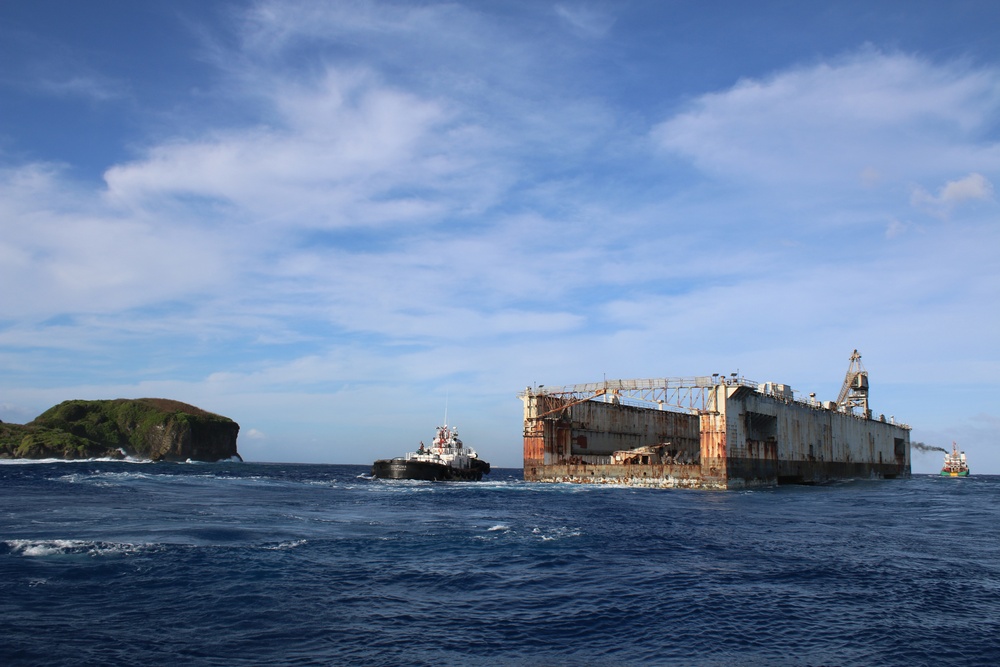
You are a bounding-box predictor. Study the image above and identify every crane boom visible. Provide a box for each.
[528,389,607,420]
[837,349,870,416]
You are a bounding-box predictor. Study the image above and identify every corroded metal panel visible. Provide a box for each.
[563,400,700,456]
[521,393,699,460]
[523,436,544,467]
[725,389,910,484]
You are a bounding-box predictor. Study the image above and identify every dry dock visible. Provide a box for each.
[521,352,910,489]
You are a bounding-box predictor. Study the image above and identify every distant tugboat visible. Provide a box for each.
[372,424,491,481]
[940,442,970,477]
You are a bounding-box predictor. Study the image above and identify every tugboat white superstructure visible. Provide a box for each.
[372,425,491,481]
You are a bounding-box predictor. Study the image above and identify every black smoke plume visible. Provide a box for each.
[911,441,948,453]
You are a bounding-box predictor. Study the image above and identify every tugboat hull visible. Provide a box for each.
[372,458,489,481]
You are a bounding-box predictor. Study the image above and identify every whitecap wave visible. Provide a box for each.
[263,539,308,551]
[530,526,582,541]
[55,470,156,485]
[0,456,154,465]
[4,539,152,557]
[181,456,244,464]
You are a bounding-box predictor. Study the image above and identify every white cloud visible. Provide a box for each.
[102,67,474,229]
[0,164,238,319]
[941,172,994,203]
[651,51,1000,194]
[911,172,995,217]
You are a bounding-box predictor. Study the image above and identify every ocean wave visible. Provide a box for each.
[3,539,153,557]
[3,537,314,557]
[54,470,156,485]
[0,456,154,465]
[531,526,583,541]
[52,470,281,489]
[1,467,996,665]
[367,480,440,493]
[181,457,244,464]
[1,456,246,467]
[263,539,308,551]
[472,523,514,541]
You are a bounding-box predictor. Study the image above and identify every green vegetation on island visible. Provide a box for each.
[0,398,241,462]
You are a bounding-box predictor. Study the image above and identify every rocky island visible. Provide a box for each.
[0,398,241,462]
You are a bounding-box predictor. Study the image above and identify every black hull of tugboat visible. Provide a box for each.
[372,458,490,481]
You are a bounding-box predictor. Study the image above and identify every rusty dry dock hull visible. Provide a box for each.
[521,375,911,490]
[372,458,489,481]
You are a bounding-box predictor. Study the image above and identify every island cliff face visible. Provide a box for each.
[0,398,241,462]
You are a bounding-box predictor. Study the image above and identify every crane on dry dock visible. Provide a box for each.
[836,349,870,417]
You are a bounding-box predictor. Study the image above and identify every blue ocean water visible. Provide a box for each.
[1,462,998,666]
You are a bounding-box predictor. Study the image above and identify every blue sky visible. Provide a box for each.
[2,1,998,472]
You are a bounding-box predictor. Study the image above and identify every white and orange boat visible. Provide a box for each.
[940,442,970,477]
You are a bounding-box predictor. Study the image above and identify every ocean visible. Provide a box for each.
[1,462,998,666]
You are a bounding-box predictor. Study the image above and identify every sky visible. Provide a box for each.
[1,1,999,472]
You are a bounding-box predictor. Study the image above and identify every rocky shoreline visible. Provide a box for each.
[0,398,241,462]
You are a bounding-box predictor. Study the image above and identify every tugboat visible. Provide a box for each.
[940,441,970,477]
[372,424,491,481]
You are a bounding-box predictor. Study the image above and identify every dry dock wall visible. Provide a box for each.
[523,383,910,489]
[523,395,700,467]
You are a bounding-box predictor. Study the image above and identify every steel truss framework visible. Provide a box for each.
[520,376,760,413]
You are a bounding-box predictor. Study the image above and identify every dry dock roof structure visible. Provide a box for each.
[520,351,910,489]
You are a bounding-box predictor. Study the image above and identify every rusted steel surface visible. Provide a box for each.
[521,380,911,490]
[731,390,909,484]
[522,463,719,489]
[523,394,700,457]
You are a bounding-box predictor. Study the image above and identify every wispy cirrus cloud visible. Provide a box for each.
[35,74,126,102]
[0,21,128,103]
[555,4,616,39]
